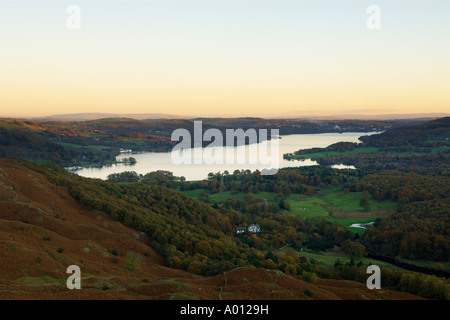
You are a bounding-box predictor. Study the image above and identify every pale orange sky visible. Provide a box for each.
[1,1,449,118]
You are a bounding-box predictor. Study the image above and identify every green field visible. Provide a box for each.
[179,182,399,236]
[180,188,212,199]
[284,189,396,233]
[319,189,397,212]
[284,195,329,218]
[181,187,397,234]
[279,247,398,269]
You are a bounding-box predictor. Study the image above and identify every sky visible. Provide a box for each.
[0,0,449,118]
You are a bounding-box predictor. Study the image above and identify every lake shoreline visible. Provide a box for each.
[70,132,373,181]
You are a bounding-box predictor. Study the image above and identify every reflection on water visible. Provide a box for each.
[72,132,372,181]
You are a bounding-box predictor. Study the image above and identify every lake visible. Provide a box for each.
[72,132,375,181]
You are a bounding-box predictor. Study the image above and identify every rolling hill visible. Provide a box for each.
[0,158,422,300]
[0,117,423,168]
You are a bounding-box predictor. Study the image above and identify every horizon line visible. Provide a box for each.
[2,112,449,121]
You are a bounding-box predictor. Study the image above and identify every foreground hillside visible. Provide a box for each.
[0,159,422,300]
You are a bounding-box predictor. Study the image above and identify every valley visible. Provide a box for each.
[0,116,449,300]
[0,158,423,300]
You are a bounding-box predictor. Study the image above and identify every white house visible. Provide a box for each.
[248,224,260,233]
[234,226,246,235]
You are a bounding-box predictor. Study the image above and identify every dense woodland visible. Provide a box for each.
[15,159,449,299]
[355,171,450,261]
[2,117,449,299]
[101,118,450,299]
[0,117,422,167]
[0,127,117,166]
[284,117,450,170]
[359,117,450,147]
[0,119,175,166]
[19,160,352,274]
[109,166,450,262]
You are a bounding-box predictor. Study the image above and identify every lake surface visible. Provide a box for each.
[72,132,375,181]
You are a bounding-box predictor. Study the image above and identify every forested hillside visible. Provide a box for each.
[1,117,449,300]
[0,117,422,168]
[108,165,450,263]
[19,160,354,276]
[10,158,449,299]
[281,117,450,264]
[5,158,425,300]
[284,117,450,170]
[0,118,175,167]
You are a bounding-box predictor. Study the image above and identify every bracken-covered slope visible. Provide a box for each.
[0,159,421,300]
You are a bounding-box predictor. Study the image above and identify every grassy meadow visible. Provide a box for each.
[180,186,398,234]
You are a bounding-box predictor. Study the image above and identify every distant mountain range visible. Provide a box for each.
[24,112,450,121]
[270,113,450,121]
[29,113,190,121]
